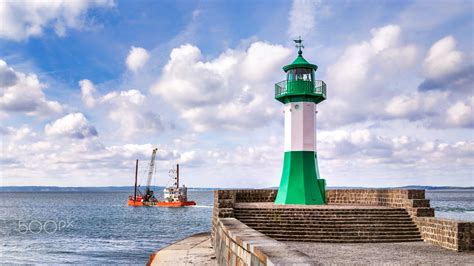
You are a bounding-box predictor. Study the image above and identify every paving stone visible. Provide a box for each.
[149,232,216,266]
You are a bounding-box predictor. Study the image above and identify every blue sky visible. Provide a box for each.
[0,0,472,188]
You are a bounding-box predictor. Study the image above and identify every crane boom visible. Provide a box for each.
[145,148,158,195]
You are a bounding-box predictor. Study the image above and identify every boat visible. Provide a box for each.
[127,148,196,207]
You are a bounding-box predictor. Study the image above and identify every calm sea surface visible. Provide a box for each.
[425,190,474,221]
[0,189,472,264]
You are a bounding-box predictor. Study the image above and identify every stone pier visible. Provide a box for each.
[148,189,473,265]
[211,189,473,265]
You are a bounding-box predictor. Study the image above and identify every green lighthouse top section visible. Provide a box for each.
[275,38,326,105]
[283,37,318,72]
[283,53,318,72]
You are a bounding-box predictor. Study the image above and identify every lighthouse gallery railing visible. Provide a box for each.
[274,80,326,98]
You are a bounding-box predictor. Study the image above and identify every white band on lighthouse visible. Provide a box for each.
[284,101,317,152]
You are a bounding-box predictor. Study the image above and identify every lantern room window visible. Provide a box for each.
[287,68,313,81]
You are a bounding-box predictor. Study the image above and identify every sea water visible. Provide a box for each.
[426,190,474,222]
[0,191,213,264]
[0,189,472,264]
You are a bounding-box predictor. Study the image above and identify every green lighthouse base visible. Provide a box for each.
[274,151,326,205]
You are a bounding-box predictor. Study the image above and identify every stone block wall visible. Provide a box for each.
[212,190,278,242]
[235,189,278,202]
[213,218,263,266]
[213,217,312,265]
[326,189,426,206]
[212,190,236,242]
[414,217,474,251]
[325,189,435,217]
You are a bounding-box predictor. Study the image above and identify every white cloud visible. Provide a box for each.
[79,79,165,138]
[102,89,145,105]
[45,113,98,139]
[101,89,164,137]
[240,42,290,82]
[0,125,36,142]
[0,131,198,186]
[327,24,417,95]
[319,129,392,159]
[385,90,447,119]
[382,37,470,128]
[153,44,231,108]
[80,79,96,108]
[126,46,150,73]
[446,98,473,127]
[178,150,203,166]
[385,90,474,128]
[287,0,323,38]
[0,0,115,41]
[418,65,473,92]
[321,24,417,127]
[0,59,64,116]
[11,125,34,141]
[318,129,473,168]
[0,60,17,86]
[152,42,292,131]
[208,144,281,167]
[423,36,463,79]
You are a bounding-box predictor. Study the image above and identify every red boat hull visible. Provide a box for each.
[128,199,196,207]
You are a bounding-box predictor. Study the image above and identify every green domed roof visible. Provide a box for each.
[283,52,318,72]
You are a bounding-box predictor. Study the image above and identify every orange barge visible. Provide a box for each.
[128,148,196,208]
[127,197,196,207]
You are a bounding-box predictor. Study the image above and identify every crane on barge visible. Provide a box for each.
[130,148,158,203]
[143,148,158,202]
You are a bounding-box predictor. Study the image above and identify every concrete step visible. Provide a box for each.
[249,226,419,231]
[236,220,414,225]
[236,218,414,223]
[234,213,411,217]
[235,212,411,215]
[234,211,412,215]
[234,212,410,217]
[277,238,423,243]
[235,213,411,218]
[265,235,422,241]
[234,207,422,243]
[237,214,412,218]
[234,216,412,221]
[234,208,408,213]
[255,230,421,236]
[266,234,422,240]
[241,222,416,227]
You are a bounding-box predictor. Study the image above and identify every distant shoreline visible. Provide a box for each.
[0,186,472,192]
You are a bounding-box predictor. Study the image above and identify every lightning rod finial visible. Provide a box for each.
[294,36,304,55]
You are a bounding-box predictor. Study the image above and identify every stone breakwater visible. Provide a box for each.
[211,189,473,265]
[414,217,473,252]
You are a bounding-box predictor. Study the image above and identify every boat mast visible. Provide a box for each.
[134,159,138,201]
[176,164,179,188]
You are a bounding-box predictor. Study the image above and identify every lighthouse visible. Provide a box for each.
[274,38,327,205]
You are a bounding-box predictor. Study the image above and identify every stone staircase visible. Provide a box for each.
[234,207,422,243]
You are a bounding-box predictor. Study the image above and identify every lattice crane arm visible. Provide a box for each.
[145,148,158,194]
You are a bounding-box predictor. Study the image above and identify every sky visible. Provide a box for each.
[0,0,472,188]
